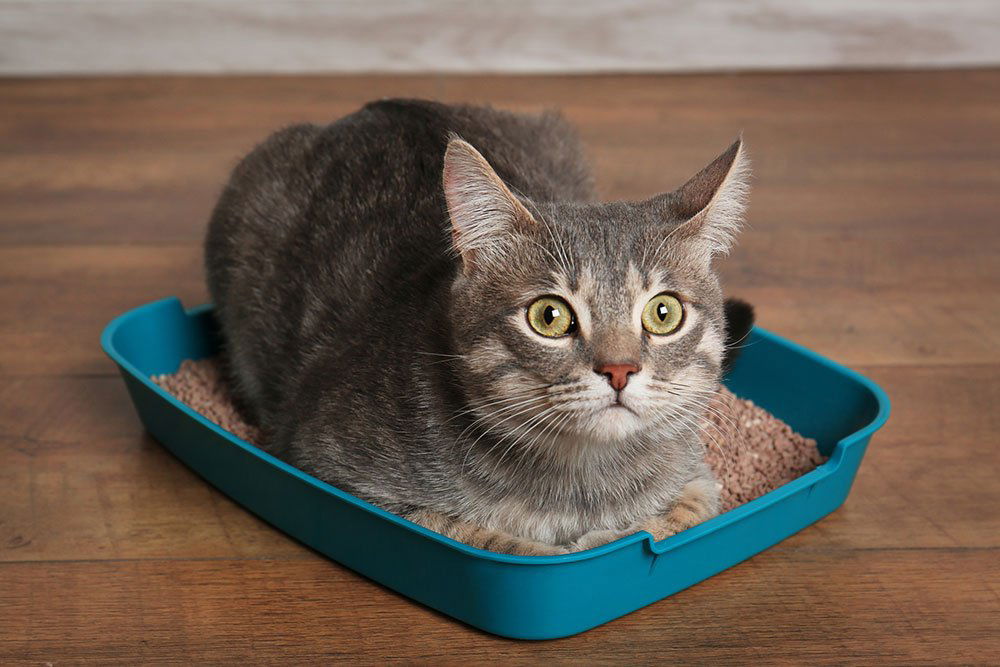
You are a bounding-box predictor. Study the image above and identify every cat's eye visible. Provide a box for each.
[526,296,577,338]
[641,293,684,335]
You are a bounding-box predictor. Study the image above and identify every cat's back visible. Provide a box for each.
[207,100,592,292]
[358,98,593,202]
[205,99,592,424]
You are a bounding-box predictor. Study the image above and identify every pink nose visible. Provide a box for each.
[595,362,641,391]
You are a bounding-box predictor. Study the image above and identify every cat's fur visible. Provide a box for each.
[205,99,750,555]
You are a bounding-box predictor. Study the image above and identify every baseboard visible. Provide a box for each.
[2,0,998,75]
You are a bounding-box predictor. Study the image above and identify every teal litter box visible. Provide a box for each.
[101,297,890,639]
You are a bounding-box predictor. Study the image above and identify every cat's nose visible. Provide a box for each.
[595,362,641,391]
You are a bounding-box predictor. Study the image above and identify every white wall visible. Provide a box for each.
[2,0,999,75]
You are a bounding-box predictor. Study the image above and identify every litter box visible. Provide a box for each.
[101,297,890,639]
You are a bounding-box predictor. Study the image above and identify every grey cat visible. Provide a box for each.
[205,99,751,555]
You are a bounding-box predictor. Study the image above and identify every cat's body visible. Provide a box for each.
[206,99,750,554]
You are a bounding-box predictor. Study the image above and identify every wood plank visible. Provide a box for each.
[814,364,1000,550]
[0,246,206,376]
[0,75,445,245]
[0,376,307,562]
[1,551,997,662]
[3,71,999,245]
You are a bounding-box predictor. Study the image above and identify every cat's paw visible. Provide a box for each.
[476,529,569,556]
[634,517,679,542]
[639,477,721,541]
[494,538,568,556]
[404,508,567,556]
[569,528,631,552]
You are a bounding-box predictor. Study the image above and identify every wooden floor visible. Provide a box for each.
[1,71,998,663]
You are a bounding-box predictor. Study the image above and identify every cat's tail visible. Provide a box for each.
[722,298,755,374]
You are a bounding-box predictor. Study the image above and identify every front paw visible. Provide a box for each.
[506,540,570,556]
[640,478,721,541]
[569,528,630,552]
[634,516,680,542]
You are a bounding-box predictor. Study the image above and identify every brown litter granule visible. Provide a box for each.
[154,358,824,514]
[152,359,262,446]
[703,388,825,511]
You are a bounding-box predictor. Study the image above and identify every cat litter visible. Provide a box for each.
[103,297,889,639]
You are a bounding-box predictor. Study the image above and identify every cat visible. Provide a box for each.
[204,99,751,555]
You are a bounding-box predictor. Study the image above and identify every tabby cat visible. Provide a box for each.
[205,99,751,555]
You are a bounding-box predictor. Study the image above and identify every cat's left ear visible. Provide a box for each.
[650,137,750,266]
[443,137,536,273]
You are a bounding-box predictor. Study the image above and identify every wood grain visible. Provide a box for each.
[1,71,998,662]
[2,552,998,663]
[3,1,1000,75]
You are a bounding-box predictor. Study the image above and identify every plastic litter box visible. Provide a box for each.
[101,297,890,639]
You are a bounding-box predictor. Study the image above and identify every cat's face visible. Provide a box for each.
[444,138,748,454]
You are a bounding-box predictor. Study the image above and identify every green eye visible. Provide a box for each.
[527,296,577,338]
[642,293,684,335]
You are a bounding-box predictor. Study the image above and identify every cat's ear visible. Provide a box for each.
[443,137,535,272]
[651,138,750,266]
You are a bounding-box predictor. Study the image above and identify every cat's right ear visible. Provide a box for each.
[443,137,535,273]
[648,138,750,269]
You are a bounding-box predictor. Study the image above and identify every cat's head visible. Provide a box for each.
[443,137,749,455]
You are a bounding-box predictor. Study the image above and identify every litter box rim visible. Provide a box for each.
[101,296,891,565]
[102,297,891,638]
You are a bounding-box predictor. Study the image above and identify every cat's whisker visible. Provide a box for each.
[510,184,575,278]
[659,380,738,419]
[519,235,570,277]
[459,393,549,427]
[533,409,573,452]
[412,350,467,367]
[454,394,549,445]
[467,409,550,474]
[488,405,561,476]
[459,397,553,471]
[656,402,732,474]
[642,379,739,437]
[424,357,465,366]
[545,385,588,399]
[646,216,689,266]
[449,385,544,412]
[700,403,740,434]
[674,415,717,461]
[501,410,563,482]
[725,326,754,350]
[645,398,706,439]
[669,393,739,434]
[685,416,731,475]
[657,396,732,446]
[516,415,569,483]
[724,340,759,353]
[664,384,740,433]
[647,403,705,455]
[451,387,542,412]
[449,381,590,439]
[445,391,546,425]
[547,393,602,408]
